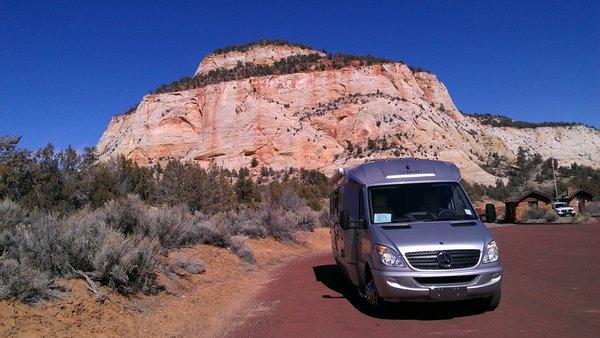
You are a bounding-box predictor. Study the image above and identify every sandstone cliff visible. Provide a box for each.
[97,42,600,185]
[195,43,324,75]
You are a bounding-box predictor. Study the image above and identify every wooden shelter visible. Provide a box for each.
[560,189,594,212]
[503,190,553,223]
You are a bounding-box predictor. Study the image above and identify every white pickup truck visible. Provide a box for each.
[553,202,576,217]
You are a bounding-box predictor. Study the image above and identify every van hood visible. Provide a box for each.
[555,207,574,212]
[375,221,492,254]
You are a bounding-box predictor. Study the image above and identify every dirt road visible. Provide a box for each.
[228,224,600,337]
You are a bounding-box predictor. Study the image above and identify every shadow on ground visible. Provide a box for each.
[313,264,487,320]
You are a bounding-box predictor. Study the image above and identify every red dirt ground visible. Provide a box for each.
[228,223,600,338]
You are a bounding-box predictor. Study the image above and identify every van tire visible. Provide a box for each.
[483,290,501,311]
[361,269,382,310]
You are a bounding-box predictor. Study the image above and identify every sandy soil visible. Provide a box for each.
[0,228,331,337]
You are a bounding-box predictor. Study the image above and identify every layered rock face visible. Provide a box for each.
[97,44,600,185]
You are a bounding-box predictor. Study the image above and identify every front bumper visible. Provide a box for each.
[371,265,502,302]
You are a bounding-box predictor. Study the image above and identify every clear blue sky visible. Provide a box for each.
[1,0,598,150]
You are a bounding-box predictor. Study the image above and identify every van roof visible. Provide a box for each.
[333,158,461,187]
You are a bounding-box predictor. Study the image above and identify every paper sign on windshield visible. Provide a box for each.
[374,213,392,223]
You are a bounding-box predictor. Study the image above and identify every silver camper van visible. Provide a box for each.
[329,158,502,310]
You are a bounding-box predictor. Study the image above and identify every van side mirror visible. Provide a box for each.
[339,210,350,229]
[485,203,497,223]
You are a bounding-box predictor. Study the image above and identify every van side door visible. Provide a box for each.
[339,183,363,285]
[329,188,342,259]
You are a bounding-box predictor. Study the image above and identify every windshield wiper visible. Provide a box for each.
[390,217,411,223]
[434,216,475,222]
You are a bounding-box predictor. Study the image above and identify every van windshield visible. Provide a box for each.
[369,182,477,223]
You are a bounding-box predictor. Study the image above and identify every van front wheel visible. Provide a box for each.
[482,290,501,311]
[361,271,382,310]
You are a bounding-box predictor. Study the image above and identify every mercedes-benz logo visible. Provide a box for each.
[437,252,453,268]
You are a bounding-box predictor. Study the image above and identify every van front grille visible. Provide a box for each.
[405,250,480,270]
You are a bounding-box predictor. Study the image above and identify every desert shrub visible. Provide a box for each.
[92,233,161,294]
[231,209,268,238]
[174,257,205,275]
[60,211,162,293]
[0,259,58,303]
[521,207,557,223]
[228,235,255,263]
[545,210,559,223]
[0,207,163,300]
[197,217,230,247]
[573,213,593,224]
[318,209,331,228]
[100,194,147,235]
[140,205,206,249]
[97,195,221,250]
[60,209,112,273]
[236,220,268,238]
[279,188,304,212]
[0,199,22,229]
[10,214,68,276]
[294,206,318,231]
[209,208,264,239]
[260,206,297,242]
[521,207,546,221]
[583,202,600,216]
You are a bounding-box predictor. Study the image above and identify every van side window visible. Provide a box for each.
[330,188,340,217]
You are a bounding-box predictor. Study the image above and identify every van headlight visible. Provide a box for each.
[375,245,405,267]
[482,240,499,263]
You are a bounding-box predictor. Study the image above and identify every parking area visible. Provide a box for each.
[229,223,600,337]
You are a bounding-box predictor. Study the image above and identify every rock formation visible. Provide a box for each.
[97,42,600,185]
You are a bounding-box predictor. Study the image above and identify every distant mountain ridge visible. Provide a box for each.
[97,40,600,185]
[465,112,596,130]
